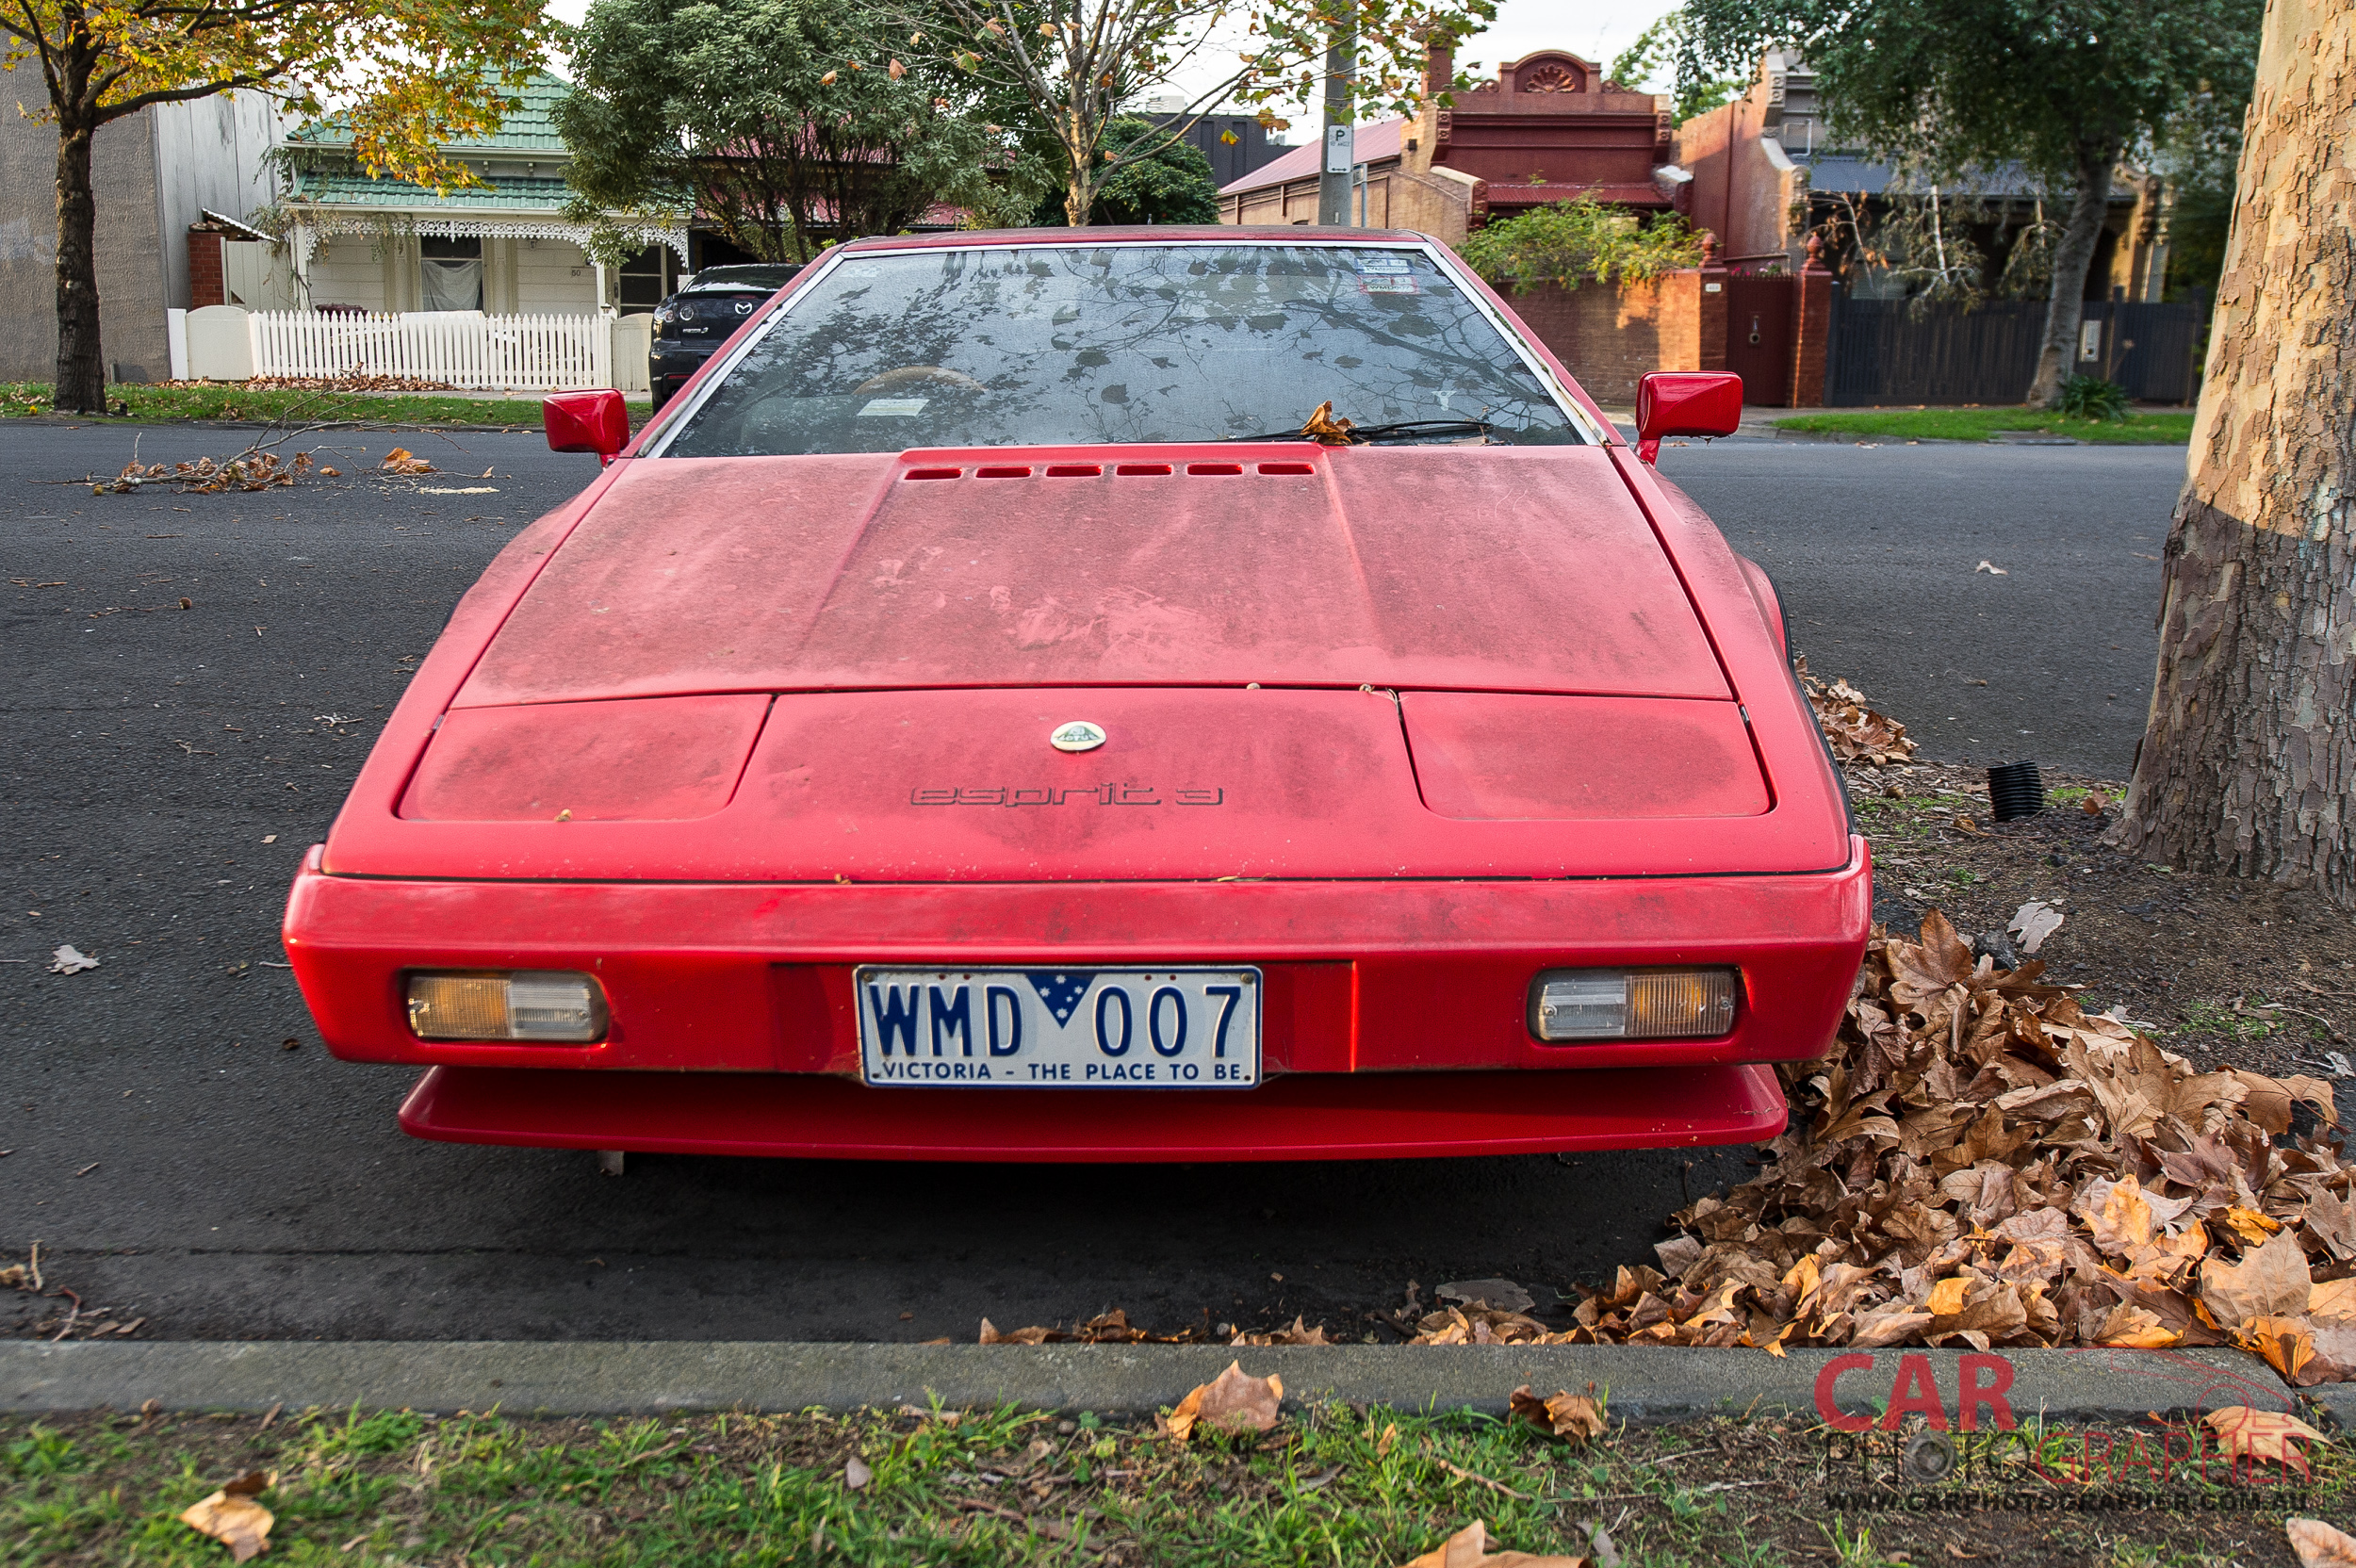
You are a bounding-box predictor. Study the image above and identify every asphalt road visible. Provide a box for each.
[1660,437,2181,777]
[4,423,2185,1344]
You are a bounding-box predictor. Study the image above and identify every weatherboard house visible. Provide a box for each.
[227,73,690,318]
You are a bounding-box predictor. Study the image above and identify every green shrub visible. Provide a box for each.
[1456,196,1706,295]
[2057,375,2134,421]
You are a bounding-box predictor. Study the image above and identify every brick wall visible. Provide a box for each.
[188,228,225,309]
[1789,253,1832,406]
[1503,270,1704,405]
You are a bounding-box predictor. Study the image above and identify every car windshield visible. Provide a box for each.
[658,242,1583,455]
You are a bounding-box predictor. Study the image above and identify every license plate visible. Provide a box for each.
[856,966,1261,1088]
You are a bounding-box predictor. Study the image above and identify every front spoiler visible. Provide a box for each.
[399,1061,1789,1162]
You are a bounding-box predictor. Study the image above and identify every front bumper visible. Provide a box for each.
[398,1060,1790,1161]
[286,837,1869,1159]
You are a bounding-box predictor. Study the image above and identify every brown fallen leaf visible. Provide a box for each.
[2236,1315,2317,1381]
[2201,1228,2312,1328]
[1163,1360,1282,1441]
[1508,1385,1606,1445]
[1396,1520,1589,1568]
[2289,1516,2356,1568]
[2202,1406,2328,1475]
[1297,400,1357,444]
[1231,1315,1331,1346]
[380,447,436,476]
[179,1471,273,1561]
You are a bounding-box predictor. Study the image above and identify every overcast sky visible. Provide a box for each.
[535,0,1685,135]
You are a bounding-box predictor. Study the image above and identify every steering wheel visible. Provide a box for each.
[855,366,985,394]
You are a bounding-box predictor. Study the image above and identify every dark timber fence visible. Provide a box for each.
[1824,291,2206,406]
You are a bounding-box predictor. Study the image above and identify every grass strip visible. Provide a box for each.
[0,383,650,429]
[1772,407,2195,445]
[7,1400,2344,1565]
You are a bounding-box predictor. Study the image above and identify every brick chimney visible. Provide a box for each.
[188,224,226,308]
[1423,35,1456,99]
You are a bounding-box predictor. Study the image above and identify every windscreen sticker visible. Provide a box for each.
[1352,255,1413,273]
[1358,274,1419,295]
[858,397,929,417]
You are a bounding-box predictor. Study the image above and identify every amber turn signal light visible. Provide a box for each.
[1529,968,1738,1042]
[405,971,610,1042]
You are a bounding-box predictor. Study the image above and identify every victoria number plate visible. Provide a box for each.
[856,967,1261,1087]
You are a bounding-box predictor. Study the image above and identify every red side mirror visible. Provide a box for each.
[1634,371,1743,464]
[544,388,630,466]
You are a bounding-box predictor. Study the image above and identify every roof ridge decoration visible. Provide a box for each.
[280,210,688,267]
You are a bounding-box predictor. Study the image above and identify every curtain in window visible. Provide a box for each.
[420,258,483,312]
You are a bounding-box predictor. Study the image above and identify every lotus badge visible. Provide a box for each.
[1049,720,1107,753]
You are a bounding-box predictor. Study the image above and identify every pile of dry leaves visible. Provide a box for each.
[1409,911,2356,1384]
[1797,655,1916,765]
[96,449,335,495]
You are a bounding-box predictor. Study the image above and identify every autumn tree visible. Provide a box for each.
[0,0,547,413]
[1683,0,2261,406]
[558,0,1045,262]
[2110,0,2356,897]
[911,0,1494,229]
[1029,113,1219,223]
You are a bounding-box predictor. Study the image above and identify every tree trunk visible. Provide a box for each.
[1062,103,1094,227]
[54,106,106,413]
[2110,0,2356,897]
[2023,142,2116,407]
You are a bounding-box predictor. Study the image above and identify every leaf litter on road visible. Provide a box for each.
[1400,906,2356,1382]
[1796,657,1917,764]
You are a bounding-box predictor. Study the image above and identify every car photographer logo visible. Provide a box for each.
[1809,1352,2319,1512]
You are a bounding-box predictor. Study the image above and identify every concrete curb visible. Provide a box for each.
[2,1341,2325,1426]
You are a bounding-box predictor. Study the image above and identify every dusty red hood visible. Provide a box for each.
[452,443,1729,707]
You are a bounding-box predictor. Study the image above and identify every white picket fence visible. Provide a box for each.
[245,310,613,391]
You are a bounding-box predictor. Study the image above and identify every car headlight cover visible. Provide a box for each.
[407,971,610,1042]
[1530,968,1738,1041]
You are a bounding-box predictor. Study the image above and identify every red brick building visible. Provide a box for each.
[1219,43,1689,244]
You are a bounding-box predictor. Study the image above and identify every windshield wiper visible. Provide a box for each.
[1224,416,1498,445]
[1351,418,1499,444]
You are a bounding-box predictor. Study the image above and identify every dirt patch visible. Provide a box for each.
[1852,759,2356,1084]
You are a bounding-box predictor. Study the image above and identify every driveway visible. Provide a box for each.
[3,423,2183,1343]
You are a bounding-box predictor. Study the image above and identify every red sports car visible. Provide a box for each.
[284,228,1869,1163]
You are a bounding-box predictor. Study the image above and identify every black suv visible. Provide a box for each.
[648,264,803,410]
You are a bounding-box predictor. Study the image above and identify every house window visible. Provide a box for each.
[617,245,676,311]
[419,236,483,311]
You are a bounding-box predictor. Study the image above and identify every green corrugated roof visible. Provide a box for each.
[289,71,571,153]
[286,168,575,211]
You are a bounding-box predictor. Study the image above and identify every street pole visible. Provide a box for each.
[1317,11,1355,226]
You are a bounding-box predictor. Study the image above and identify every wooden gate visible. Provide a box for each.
[1724,274,1795,405]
